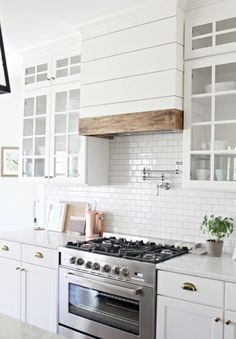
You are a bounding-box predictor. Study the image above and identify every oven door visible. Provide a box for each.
[59,267,155,339]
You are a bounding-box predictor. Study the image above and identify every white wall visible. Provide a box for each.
[0,48,37,230]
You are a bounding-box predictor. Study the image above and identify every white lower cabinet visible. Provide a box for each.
[156,296,223,339]
[157,270,236,339]
[0,257,21,320]
[21,263,57,333]
[224,311,236,339]
[0,242,58,334]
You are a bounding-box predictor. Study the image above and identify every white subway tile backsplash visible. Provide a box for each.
[44,132,236,253]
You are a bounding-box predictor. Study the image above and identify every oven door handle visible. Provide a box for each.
[64,272,143,296]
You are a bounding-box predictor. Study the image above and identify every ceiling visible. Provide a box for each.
[0,0,142,50]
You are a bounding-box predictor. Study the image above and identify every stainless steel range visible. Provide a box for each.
[58,237,188,339]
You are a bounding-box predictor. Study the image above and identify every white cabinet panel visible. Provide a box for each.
[224,311,236,339]
[156,296,223,339]
[0,240,21,260]
[158,271,224,308]
[0,257,21,320]
[83,17,181,61]
[225,283,236,312]
[22,244,58,269]
[82,43,183,84]
[81,70,183,108]
[21,263,57,333]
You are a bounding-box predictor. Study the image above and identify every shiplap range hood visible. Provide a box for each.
[78,0,185,136]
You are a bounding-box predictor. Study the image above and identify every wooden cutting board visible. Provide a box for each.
[62,201,88,233]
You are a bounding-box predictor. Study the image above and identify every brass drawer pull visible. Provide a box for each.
[35,252,44,259]
[181,282,197,291]
[225,320,231,325]
[214,317,221,323]
[2,245,9,251]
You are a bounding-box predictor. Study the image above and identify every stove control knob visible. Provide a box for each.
[86,261,92,269]
[76,257,84,266]
[103,264,111,273]
[113,266,121,275]
[92,262,100,271]
[69,256,76,264]
[121,268,129,277]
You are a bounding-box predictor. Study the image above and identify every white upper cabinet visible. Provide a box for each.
[185,7,236,60]
[184,53,236,189]
[20,37,110,185]
[23,41,81,90]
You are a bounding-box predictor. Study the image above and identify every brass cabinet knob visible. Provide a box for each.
[225,320,231,325]
[181,282,197,291]
[1,245,9,251]
[35,252,44,259]
[214,317,221,323]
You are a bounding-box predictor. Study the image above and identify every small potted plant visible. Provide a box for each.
[201,215,233,257]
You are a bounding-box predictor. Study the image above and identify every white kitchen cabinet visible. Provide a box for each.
[23,47,81,90]
[224,311,236,339]
[185,8,236,60]
[21,42,109,184]
[0,240,58,334]
[0,257,21,320]
[156,269,236,339]
[21,263,57,333]
[156,296,223,339]
[183,52,236,189]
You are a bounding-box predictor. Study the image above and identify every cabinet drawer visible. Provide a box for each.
[158,271,224,308]
[225,282,236,311]
[22,244,58,269]
[0,240,20,260]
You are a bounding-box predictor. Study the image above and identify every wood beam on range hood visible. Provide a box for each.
[79,109,183,137]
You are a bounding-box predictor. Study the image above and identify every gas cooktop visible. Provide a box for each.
[66,237,189,264]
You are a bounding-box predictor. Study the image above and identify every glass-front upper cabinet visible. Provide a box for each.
[23,50,81,91]
[23,56,51,91]
[185,11,236,60]
[184,52,236,189]
[51,51,81,86]
[21,88,51,180]
[49,82,82,183]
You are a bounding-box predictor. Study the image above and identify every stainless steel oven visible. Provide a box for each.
[59,267,155,339]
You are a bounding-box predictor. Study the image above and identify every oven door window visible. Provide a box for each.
[69,283,139,335]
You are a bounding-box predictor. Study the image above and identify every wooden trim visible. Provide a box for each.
[79,109,183,136]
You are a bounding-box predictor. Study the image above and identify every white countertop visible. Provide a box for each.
[0,229,87,249]
[156,252,236,283]
[0,313,66,339]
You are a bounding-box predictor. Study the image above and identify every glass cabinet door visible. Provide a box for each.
[50,83,80,180]
[24,56,51,90]
[21,89,50,178]
[188,54,236,186]
[51,52,81,85]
